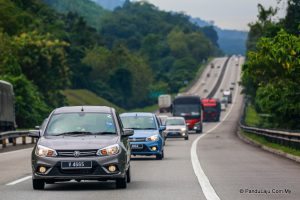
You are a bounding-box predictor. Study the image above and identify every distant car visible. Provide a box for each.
[31,106,133,190]
[220,96,228,111]
[211,63,215,68]
[120,112,165,160]
[207,73,210,77]
[164,117,188,140]
[204,89,208,93]
[217,65,221,68]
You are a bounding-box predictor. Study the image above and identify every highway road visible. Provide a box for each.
[0,56,299,200]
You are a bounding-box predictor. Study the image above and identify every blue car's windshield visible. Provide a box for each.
[121,116,157,130]
[45,113,116,136]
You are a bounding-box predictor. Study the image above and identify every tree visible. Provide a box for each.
[284,0,300,34]
[242,30,300,128]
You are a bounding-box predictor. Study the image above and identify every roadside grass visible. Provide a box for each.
[63,89,125,113]
[244,104,261,127]
[241,131,300,157]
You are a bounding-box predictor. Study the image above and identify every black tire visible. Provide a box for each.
[126,167,131,183]
[184,136,189,140]
[156,150,164,160]
[32,179,45,190]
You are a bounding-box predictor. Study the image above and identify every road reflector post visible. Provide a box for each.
[13,138,17,146]
[2,139,6,148]
[22,136,26,145]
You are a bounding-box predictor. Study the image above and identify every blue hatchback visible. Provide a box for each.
[120,112,165,160]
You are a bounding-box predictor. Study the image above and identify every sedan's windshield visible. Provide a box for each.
[121,116,157,130]
[166,118,185,126]
[45,113,116,136]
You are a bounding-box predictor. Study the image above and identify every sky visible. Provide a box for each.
[134,0,287,31]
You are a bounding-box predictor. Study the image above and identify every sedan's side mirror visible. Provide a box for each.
[28,130,40,138]
[122,129,134,137]
[159,126,166,131]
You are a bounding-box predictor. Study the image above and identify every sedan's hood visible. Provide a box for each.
[130,129,159,138]
[166,125,186,130]
[38,135,119,150]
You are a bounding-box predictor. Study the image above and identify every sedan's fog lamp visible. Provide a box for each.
[38,166,47,173]
[108,165,117,172]
[151,146,157,151]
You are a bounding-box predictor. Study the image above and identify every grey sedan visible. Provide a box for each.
[30,106,133,190]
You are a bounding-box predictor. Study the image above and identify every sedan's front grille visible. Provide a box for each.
[167,129,181,132]
[56,150,98,157]
[129,138,146,142]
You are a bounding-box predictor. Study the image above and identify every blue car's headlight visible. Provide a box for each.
[146,135,159,142]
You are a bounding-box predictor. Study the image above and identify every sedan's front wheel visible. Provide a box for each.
[32,179,45,190]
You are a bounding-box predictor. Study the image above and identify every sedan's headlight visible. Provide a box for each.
[97,144,120,156]
[146,135,159,141]
[181,128,187,131]
[35,145,57,157]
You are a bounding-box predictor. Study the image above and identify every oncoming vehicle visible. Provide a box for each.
[31,106,133,190]
[120,112,165,160]
[201,98,221,122]
[172,96,203,133]
[164,117,189,140]
[0,80,16,132]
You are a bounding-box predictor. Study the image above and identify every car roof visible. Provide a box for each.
[53,106,113,114]
[120,112,155,117]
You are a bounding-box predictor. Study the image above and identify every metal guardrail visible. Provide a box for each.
[240,101,300,150]
[0,130,35,148]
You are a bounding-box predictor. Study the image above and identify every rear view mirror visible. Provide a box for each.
[28,130,40,138]
[123,129,134,137]
[159,126,166,131]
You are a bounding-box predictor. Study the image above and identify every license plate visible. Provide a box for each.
[131,144,143,149]
[61,161,92,169]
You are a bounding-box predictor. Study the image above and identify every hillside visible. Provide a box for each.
[63,89,125,113]
[43,0,109,30]
[90,0,125,10]
[191,17,248,55]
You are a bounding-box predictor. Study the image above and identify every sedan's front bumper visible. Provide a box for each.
[130,141,163,156]
[32,154,127,180]
[164,130,187,138]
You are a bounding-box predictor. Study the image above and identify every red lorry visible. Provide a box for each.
[201,98,221,122]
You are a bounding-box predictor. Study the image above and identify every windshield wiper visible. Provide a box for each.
[53,131,94,136]
[93,132,116,135]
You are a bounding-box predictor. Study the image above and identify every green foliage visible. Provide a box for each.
[11,31,70,107]
[243,30,300,128]
[284,0,300,34]
[43,0,109,30]
[246,4,282,51]
[100,2,219,94]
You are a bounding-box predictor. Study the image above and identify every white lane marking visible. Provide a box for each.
[6,176,32,186]
[0,147,33,157]
[191,62,241,200]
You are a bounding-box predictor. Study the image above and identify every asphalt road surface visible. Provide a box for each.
[1,56,299,200]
